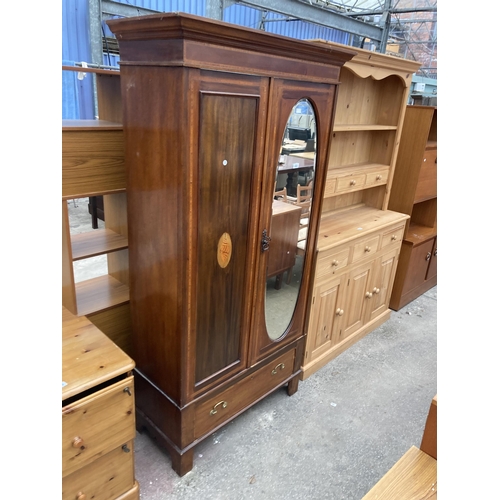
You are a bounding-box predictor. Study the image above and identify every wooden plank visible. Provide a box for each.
[62,126,125,199]
[62,306,134,401]
[362,446,437,499]
[75,275,129,316]
[71,228,128,260]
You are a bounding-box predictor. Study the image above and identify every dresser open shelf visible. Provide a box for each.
[62,66,132,354]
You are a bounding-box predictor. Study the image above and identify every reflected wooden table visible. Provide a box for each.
[277,155,315,196]
[267,200,302,289]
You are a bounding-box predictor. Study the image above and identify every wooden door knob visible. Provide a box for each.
[425,252,431,261]
[365,292,373,298]
[350,180,356,186]
[72,437,84,448]
[434,248,437,257]
[373,287,380,294]
[391,235,397,241]
[365,246,371,252]
[376,175,382,181]
[336,308,344,316]
[76,492,86,500]
[332,260,339,267]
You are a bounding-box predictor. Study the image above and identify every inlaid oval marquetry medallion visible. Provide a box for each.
[217,232,232,268]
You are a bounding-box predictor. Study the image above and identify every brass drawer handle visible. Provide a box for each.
[210,401,228,415]
[272,363,285,375]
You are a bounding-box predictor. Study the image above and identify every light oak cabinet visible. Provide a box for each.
[388,106,438,310]
[301,40,421,379]
[62,306,139,500]
[107,13,355,476]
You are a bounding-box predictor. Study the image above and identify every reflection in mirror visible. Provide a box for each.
[265,99,316,341]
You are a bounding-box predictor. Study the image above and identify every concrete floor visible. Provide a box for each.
[67,199,437,500]
[133,290,436,500]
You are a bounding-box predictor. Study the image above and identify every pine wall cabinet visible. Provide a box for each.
[388,105,437,310]
[300,40,421,379]
[107,12,355,476]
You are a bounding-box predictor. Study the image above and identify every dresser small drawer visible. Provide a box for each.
[352,235,380,263]
[62,376,136,477]
[380,225,405,249]
[335,173,366,193]
[365,168,389,187]
[316,246,350,280]
[194,349,295,439]
[62,440,135,500]
[324,174,337,197]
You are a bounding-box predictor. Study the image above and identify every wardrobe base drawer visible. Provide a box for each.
[194,349,295,439]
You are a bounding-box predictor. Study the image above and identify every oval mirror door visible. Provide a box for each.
[265,99,316,340]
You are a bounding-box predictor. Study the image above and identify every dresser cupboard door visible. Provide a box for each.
[366,247,399,323]
[305,274,346,364]
[400,239,435,297]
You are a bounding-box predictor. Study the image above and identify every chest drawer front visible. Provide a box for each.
[352,235,380,264]
[194,349,295,439]
[380,225,405,249]
[316,247,350,280]
[415,148,437,202]
[63,439,135,500]
[62,376,136,477]
[335,173,366,193]
[365,168,389,187]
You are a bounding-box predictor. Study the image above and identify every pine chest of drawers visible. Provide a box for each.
[62,306,139,500]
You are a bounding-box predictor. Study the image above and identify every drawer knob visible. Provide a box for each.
[332,260,339,267]
[72,436,84,449]
[365,292,373,299]
[272,363,285,375]
[123,386,132,396]
[76,492,86,500]
[365,246,371,252]
[376,175,382,181]
[336,308,344,316]
[391,235,397,241]
[210,401,228,416]
[350,180,356,186]
[373,287,380,294]
[434,248,437,257]
[425,252,431,261]
[122,444,131,453]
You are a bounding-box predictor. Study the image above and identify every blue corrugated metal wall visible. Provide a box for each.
[62,0,349,118]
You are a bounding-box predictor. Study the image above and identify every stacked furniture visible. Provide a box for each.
[62,66,132,355]
[362,395,437,499]
[301,40,421,379]
[388,106,438,310]
[107,12,355,476]
[62,306,139,499]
